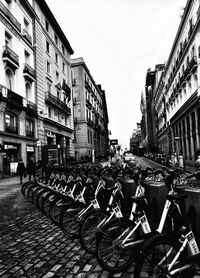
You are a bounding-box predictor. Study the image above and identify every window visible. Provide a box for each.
[25,82,31,100]
[26,119,34,137]
[57,90,60,99]
[54,33,58,44]
[87,130,90,143]
[5,31,12,47]
[46,41,50,53]
[48,107,52,118]
[45,19,49,32]
[24,50,30,63]
[46,61,50,74]
[62,62,65,73]
[62,45,65,55]
[24,18,29,31]
[47,82,51,92]
[56,71,59,81]
[5,68,14,90]
[5,112,18,133]
[55,52,58,64]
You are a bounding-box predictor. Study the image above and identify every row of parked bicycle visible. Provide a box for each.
[21,162,200,277]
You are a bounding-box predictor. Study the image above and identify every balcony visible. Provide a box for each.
[45,91,71,115]
[22,29,32,44]
[0,1,21,32]
[2,46,19,70]
[6,89,23,108]
[5,124,18,134]
[188,24,194,39]
[27,100,37,111]
[23,63,36,82]
[189,56,197,73]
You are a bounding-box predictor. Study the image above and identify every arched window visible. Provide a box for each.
[5,68,14,90]
[25,82,31,100]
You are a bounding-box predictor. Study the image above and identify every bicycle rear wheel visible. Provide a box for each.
[96,217,140,273]
[134,234,183,278]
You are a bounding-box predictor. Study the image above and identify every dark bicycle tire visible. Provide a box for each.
[79,208,110,255]
[22,181,36,199]
[21,181,34,196]
[39,190,56,215]
[49,194,71,225]
[60,201,86,237]
[32,185,46,205]
[134,233,187,278]
[26,182,39,201]
[96,217,142,273]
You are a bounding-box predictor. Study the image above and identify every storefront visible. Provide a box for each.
[3,143,20,177]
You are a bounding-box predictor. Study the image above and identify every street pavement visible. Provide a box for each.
[0,157,196,278]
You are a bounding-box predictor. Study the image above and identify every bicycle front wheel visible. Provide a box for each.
[96,217,140,273]
[79,208,110,255]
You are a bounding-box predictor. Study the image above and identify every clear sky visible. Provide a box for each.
[46,0,187,151]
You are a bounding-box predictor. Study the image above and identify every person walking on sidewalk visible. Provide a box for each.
[17,158,26,184]
[26,158,37,182]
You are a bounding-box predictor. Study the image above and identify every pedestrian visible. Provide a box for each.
[17,158,25,184]
[26,158,37,182]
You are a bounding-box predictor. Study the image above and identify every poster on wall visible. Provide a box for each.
[10,162,18,174]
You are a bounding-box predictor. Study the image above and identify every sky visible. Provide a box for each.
[46,0,187,150]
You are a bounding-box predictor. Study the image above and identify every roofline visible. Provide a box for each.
[36,0,74,55]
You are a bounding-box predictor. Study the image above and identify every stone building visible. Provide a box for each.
[71,57,109,161]
[33,0,75,166]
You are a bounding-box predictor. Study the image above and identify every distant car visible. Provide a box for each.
[123,152,136,163]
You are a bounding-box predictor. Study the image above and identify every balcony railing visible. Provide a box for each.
[22,29,32,44]
[2,46,19,69]
[189,56,197,73]
[0,1,21,32]
[23,63,36,81]
[5,124,18,134]
[27,100,37,111]
[45,91,71,115]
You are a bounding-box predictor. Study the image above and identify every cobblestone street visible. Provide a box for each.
[0,185,134,278]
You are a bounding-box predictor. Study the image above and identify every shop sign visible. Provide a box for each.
[10,162,18,174]
[27,146,34,152]
[4,144,18,149]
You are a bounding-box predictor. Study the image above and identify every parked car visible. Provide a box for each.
[123,152,136,163]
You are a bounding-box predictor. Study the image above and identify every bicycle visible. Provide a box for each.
[134,171,200,278]
[96,168,188,273]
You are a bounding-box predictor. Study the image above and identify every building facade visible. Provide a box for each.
[141,0,200,164]
[33,0,75,167]
[0,0,75,177]
[71,57,109,161]
[0,0,37,177]
[157,0,200,162]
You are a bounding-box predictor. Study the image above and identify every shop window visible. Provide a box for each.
[26,118,34,137]
[5,112,18,134]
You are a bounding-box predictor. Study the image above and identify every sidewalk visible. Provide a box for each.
[0,175,29,186]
